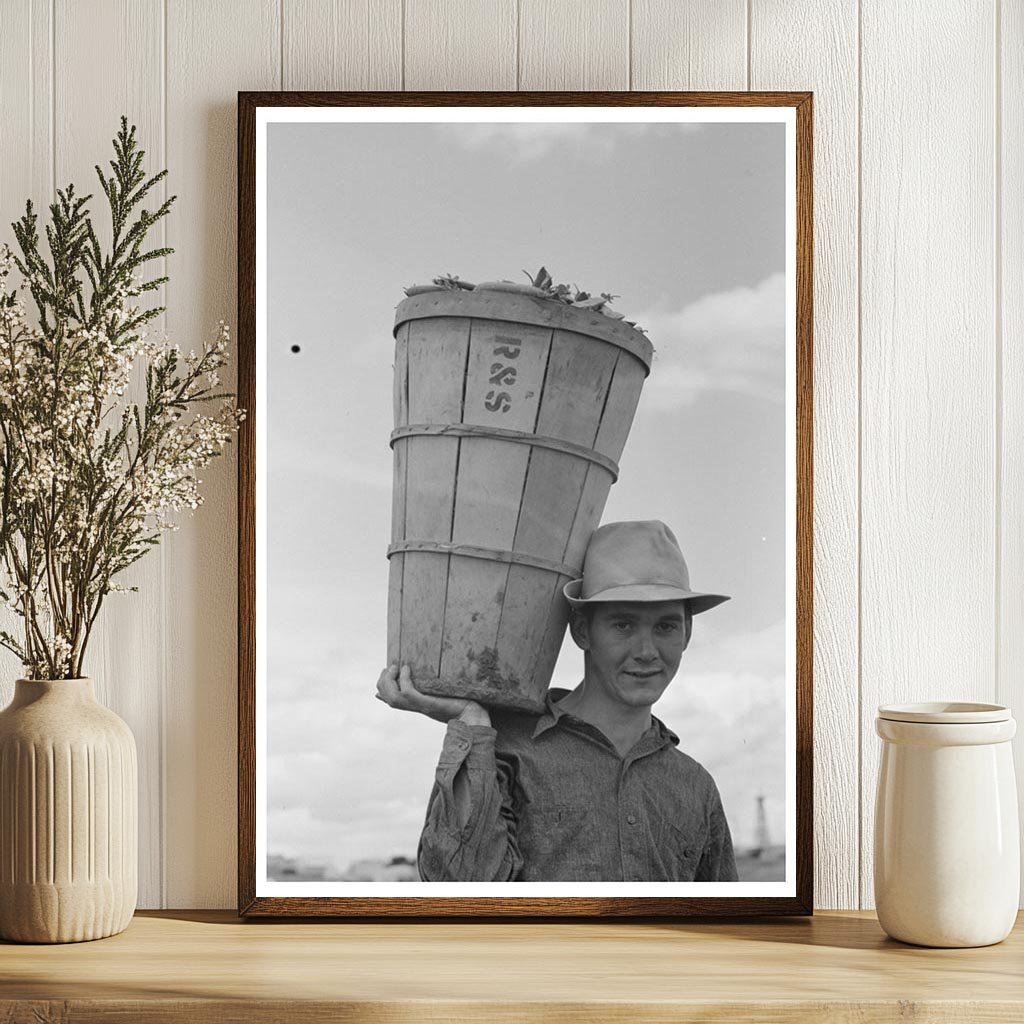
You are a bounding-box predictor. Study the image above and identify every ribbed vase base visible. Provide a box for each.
[0,880,135,943]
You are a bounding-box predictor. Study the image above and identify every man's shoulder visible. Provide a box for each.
[488,689,570,754]
[660,737,720,795]
[489,705,542,746]
[489,687,568,734]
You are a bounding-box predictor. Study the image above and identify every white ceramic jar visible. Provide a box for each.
[874,702,1019,947]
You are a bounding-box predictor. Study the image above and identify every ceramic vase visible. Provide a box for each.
[0,678,137,942]
[874,702,1019,948]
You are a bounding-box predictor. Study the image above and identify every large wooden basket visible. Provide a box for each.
[387,289,653,712]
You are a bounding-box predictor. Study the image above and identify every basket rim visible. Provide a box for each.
[393,289,654,372]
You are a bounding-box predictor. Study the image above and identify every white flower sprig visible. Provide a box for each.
[0,118,243,680]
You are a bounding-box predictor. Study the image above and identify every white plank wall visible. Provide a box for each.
[631,0,746,91]
[859,0,998,909]
[162,0,280,909]
[283,0,402,90]
[1003,0,1024,907]
[750,0,860,913]
[404,0,516,90]
[0,0,51,240]
[519,0,628,90]
[0,0,1018,910]
[0,2,52,692]
[54,0,167,910]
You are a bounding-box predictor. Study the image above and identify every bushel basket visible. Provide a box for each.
[387,288,652,712]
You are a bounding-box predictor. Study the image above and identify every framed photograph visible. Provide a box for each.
[238,91,813,917]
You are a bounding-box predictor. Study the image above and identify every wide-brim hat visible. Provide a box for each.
[563,520,730,615]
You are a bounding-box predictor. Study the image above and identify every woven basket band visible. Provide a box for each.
[387,540,580,580]
[390,423,619,481]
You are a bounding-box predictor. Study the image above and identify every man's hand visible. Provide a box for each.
[375,663,491,727]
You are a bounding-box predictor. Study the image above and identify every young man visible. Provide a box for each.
[376,519,739,882]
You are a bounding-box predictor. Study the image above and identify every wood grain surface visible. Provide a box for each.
[1001,0,1024,910]
[49,0,167,912]
[164,0,280,910]
[519,0,629,90]
[0,4,51,702]
[858,1,998,910]
[402,317,470,680]
[404,0,516,90]
[751,0,859,914]
[631,0,747,91]
[283,0,402,91]
[440,319,551,689]
[1,910,1023,1023]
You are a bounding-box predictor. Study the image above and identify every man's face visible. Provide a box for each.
[571,600,691,711]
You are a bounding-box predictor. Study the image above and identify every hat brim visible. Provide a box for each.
[562,579,730,615]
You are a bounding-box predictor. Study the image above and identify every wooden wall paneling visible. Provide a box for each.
[164,0,280,908]
[0,1,52,694]
[859,1,998,909]
[0,0,52,239]
[518,0,628,90]
[999,0,1024,903]
[403,0,516,90]
[52,0,166,909]
[283,0,402,90]
[630,0,746,90]
[750,0,860,909]
[2,0,1017,913]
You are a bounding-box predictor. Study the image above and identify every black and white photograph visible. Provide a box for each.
[241,96,810,914]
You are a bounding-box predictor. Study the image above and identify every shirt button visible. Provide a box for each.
[626,814,637,825]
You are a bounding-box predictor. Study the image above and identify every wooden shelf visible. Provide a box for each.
[2,910,1022,1022]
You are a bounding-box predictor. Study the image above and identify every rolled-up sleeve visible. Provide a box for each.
[417,719,523,881]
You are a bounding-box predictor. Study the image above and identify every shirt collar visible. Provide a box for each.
[532,686,680,748]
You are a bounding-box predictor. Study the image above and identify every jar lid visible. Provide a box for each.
[877,702,1011,724]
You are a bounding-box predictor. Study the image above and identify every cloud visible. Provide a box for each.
[637,272,786,409]
[437,122,702,163]
[655,620,787,846]
[267,697,440,870]
[266,618,789,868]
[267,643,444,869]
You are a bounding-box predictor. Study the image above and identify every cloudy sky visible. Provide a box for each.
[266,118,787,874]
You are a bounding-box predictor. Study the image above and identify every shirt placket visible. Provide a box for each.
[617,759,642,881]
[618,733,673,881]
[556,716,673,882]
[552,719,629,880]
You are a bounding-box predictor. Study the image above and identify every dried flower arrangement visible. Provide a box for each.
[0,118,244,679]
[404,266,646,332]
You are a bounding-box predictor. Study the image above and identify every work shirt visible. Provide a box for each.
[417,688,739,882]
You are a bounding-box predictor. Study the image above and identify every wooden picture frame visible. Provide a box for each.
[238,91,813,917]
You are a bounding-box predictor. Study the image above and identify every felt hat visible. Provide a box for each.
[562,520,730,614]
